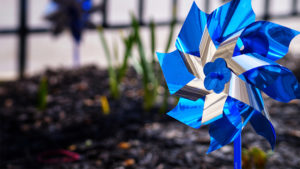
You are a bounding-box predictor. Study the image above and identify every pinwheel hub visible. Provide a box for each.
[209,72,224,80]
[203,58,231,94]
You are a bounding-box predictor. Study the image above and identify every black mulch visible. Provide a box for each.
[0,66,299,169]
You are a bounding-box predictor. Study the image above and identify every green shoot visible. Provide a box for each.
[37,76,48,111]
[131,15,158,110]
[150,20,156,65]
[117,33,135,82]
[98,27,119,99]
[242,147,270,169]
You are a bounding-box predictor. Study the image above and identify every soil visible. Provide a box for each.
[0,66,299,169]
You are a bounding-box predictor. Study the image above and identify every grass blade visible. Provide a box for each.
[37,76,48,111]
[117,33,135,82]
[150,20,156,65]
[131,15,157,110]
[97,27,119,99]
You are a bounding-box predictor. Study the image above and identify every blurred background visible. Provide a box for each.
[0,0,300,80]
[0,0,300,169]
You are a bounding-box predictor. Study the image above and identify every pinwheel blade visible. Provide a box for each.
[176,2,208,56]
[237,21,300,61]
[228,53,273,75]
[241,64,300,102]
[226,73,265,112]
[167,97,205,129]
[207,97,259,153]
[202,93,227,125]
[250,112,276,149]
[207,0,255,47]
[207,97,242,153]
[157,50,195,94]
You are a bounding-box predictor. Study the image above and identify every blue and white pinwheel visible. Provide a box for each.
[157,0,300,156]
[45,0,93,43]
[45,0,93,66]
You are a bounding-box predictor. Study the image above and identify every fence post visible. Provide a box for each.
[102,0,108,27]
[292,0,298,16]
[138,0,145,25]
[263,0,270,20]
[172,0,178,21]
[18,0,28,79]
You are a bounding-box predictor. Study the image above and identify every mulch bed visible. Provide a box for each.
[0,66,299,169]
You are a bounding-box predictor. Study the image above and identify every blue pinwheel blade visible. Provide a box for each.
[236,21,300,61]
[239,96,275,149]
[167,97,205,129]
[175,2,208,56]
[157,50,195,94]
[207,97,243,153]
[207,96,263,153]
[207,0,255,47]
[237,21,300,60]
[240,64,300,103]
[249,112,276,149]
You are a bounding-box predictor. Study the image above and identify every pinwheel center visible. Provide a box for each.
[209,72,224,80]
[203,58,231,94]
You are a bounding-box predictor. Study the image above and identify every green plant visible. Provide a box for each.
[117,33,135,83]
[98,27,119,99]
[37,76,48,110]
[98,13,176,111]
[131,15,158,111]
[98,27,135,99]
[242,147,273,169]
[150,20,156,67]
[129,10,179,111]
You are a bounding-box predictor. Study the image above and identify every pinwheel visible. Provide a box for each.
[156,0,299,168]
[45,0,93,66]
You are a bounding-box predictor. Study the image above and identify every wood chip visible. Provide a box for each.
[123,158,135,167]
[118,142,131,150]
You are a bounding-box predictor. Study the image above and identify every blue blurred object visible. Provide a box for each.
[157,0,299,155]
[45,0,93,43]
[70,0,93,43]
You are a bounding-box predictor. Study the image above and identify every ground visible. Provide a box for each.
[0,66,300,169]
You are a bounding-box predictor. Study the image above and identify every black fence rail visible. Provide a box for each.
[0,0,299,79]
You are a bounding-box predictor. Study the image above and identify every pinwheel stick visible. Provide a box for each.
[73,40,80,67]
[234,134,242,169]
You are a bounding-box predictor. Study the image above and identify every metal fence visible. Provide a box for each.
[0,0,299,79]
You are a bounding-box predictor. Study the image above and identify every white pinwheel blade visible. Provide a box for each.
[201,92,227,125]
[199,27,217,66]
[227,73,264,112]
[175,78,211,101]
